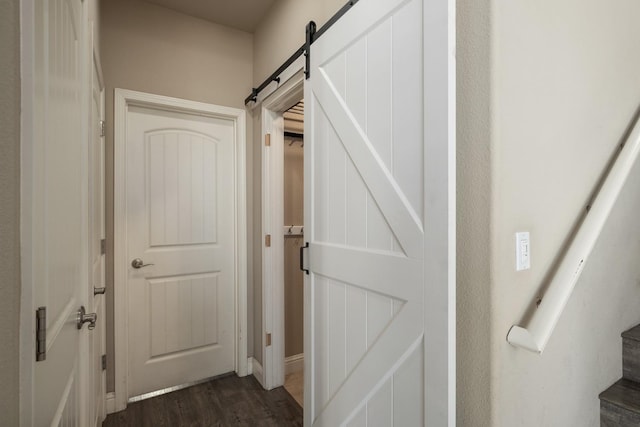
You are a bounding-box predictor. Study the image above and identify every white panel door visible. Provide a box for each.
[89,54,106,426]
[304,0,455,425]
[125,105,236,398]
[25,0,90,425]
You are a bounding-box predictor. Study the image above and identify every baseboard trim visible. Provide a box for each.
[106,392,116,414]
[246,357,253,375]
[250,357,265,388]
[285,353,304,375]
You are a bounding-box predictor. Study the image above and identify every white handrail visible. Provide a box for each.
[508,115,640,353]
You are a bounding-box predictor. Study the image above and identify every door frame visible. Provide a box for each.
[112,89,248,412]
[259,70,304,390]
[89,20,107,426]
[423,0,456,422]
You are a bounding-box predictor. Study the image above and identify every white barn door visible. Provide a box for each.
[304,0,455,425]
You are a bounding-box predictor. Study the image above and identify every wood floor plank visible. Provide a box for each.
[103,375,302,427]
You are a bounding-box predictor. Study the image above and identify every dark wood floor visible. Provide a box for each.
[103,374,302,427]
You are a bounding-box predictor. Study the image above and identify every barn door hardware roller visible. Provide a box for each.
[300,242,310,275]
[304,21,316,80]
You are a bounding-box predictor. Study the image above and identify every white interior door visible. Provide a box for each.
[89,49,106,426]
[304,0,455,425]
[23,0,91,425]
[124,102,237,399]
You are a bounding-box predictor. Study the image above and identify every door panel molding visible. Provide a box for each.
[113,89,247,412]
[313,71,424,258]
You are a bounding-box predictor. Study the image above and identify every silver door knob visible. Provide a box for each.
[131,258,154,269]
[77,306,97,330]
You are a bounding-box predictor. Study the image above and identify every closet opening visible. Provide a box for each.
[282,101,304,406]
[257,69,305,406]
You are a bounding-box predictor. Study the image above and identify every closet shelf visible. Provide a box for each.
[283,225,304,236]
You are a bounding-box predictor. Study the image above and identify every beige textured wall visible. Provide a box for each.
[490,0,640,425]
[253,0,346,83]
[253,0,319,84]
[101,0,254,391]
[284,139,304,357]
[0,0,21,424]
[456,0,492,424]
[284,237,304,356]
[283,140,304,226]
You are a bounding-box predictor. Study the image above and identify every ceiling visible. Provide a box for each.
[145,0,277,32]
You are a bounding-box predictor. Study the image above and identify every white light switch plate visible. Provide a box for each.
[516,232,530,271]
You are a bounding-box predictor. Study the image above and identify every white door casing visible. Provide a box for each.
[262,107,286,390]
[113,90,248,410]
[20,0,93,425]
[304,0,455,425]
[260,70,305,391]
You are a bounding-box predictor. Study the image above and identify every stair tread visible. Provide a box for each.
[622,325,640,342]
[600,379,640,413]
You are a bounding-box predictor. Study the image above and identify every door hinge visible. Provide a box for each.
[265,133,271,147]
[100,239,106,255]
[101,354,107,370]
[265,234,271,247]
[36,307,47,362]
[99,120,106,137]
[266,333,272,347]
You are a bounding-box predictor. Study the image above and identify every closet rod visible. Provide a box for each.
[244,0,360,105]
[284,131,304,140]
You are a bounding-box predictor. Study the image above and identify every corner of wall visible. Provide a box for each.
[456,0,493,424]
[0,0,22,425]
